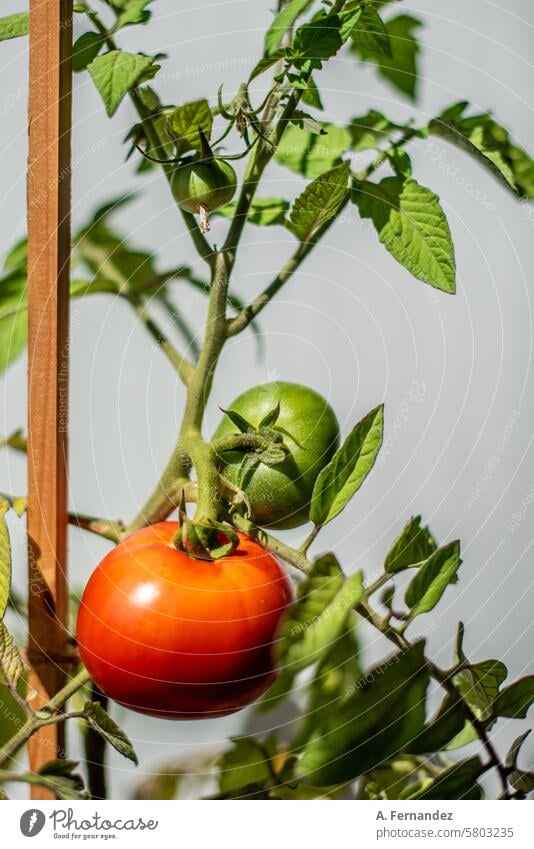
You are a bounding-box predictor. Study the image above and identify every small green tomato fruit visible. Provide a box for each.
[171,158,237,233]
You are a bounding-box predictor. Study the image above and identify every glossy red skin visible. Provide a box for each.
[76,522,293,720]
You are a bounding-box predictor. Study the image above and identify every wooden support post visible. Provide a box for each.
[26,0,73,799]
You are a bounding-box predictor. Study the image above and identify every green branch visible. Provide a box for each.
[0,667,91,768]
[127,294,195,385]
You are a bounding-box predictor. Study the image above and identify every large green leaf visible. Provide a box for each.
[404,541,461,623]
[493,676,534,719]
[290,9,360,70]
[429,101,534,198]
[83,701,138,764]
[258,555,360,713]
[352,14,422,101]
[350,4,392,58]
[219,738,273,797]
[297,642,429,785]
[353,176,456,293]
[384,515,437,574]
[167,99,213,155]
[310,404,383,526]
[88,51,159,116]
[114,0,153,29]
[412,757,484,800]
[0,13,29,41]
[288,162,350,241]
[264,0,314,55]
[277,555,363,675]
[407,691,467,755]
[276,123,351,178]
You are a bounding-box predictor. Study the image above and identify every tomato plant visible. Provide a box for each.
[1,0,534,804]
[77,522,293,719]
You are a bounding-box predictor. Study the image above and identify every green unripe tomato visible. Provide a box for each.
[213,382,340,530]
[171,158,237,217]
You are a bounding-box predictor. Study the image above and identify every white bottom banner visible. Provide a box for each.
[2,800,533,848]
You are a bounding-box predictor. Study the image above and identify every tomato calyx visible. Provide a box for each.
[173,495,239,561]
[215,403,290,488]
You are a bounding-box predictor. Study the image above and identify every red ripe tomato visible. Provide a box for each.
[76,522,293,719]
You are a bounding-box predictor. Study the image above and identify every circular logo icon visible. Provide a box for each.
[20,809,46,838]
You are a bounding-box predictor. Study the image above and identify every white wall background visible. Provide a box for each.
[1,0,534,798]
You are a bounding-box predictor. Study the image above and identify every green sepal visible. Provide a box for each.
[174,496,239,560]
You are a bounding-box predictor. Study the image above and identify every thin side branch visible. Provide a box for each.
[128,295,195,386]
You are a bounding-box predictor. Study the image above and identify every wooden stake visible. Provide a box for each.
[27,0,73,799]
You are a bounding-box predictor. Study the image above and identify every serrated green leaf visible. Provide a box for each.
[350,4,392,57]
[0,499,11,621]
[288,162,349,241]
[0,13,29,42]
[264,0,314,55]
[429,101,534,198]
[83,701,138,763]
[167,99,213,155]
[88,51,159,117]
[493,676,534,719]
[412,757,484,800]
[115,0,153,29]
[291,12,344,66]
[276,122,351,178]
[310,404,383,526]
[384,515,437,573]
[404,541,461,623]
[219,738,272,797]
[0,623,24,689]
[453,659,507,722]
[215,197,289,227]
[73,32,105,73]
[298,642,429,785]
[353,176,456,293]
[277,556,363,675]
[355,14,422,101]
